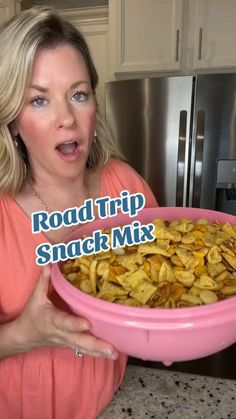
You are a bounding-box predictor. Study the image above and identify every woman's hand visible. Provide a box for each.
[14,265,118,359]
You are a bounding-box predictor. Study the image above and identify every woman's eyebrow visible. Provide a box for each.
[30,85,48,92]
[71,80,90,88]
[30,80,90,92]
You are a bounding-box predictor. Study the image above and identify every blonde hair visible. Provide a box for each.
[0,6,122,196]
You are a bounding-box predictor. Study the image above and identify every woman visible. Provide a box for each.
[0,6,158,419]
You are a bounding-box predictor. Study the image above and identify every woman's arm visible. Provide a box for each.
[0,318,26,359]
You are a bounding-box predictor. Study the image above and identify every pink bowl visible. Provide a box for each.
[51,207,236,363]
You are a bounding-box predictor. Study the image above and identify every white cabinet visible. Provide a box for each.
[109,0,236,78]
[192,0,236,70]
[109,0,184,76]
[61,6,109,116]
[0,0,16,25]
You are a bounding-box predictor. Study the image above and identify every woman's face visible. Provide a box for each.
[14,44,96,181]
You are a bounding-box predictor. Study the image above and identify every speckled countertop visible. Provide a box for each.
[99,365,236,419]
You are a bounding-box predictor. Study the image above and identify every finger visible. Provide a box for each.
[36,264,51,297]
[52,310,91,333]
[77,350,118,359]
[73,333,118,360]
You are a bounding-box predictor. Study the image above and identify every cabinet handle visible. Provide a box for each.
[175,29,180,62]
[198,27,203,60]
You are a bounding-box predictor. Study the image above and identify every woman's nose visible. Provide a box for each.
[55,101,76,129]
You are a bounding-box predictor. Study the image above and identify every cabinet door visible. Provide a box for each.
[193,0,236,70]
[109,0,184,75]
[0,0,15,25]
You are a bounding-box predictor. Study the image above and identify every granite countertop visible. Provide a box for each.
[99,365,236,419]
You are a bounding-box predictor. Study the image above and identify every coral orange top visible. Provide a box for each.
[0,159,157,419]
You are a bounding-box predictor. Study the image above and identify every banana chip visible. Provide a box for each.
[61,217,236,308]
[175,248,199,270]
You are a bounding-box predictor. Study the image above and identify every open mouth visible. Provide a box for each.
[56,140,80,156]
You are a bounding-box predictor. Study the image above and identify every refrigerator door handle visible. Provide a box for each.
[176,110,187,206]
[192,110,205,207]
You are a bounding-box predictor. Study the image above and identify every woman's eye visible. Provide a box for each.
[71,91,88,102]
[30,96,48,107]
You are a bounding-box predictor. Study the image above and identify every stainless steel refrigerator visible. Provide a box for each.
[105,74,236,216]
[105,74,236,379]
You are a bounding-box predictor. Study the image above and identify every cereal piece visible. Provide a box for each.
[148,254,165,270]
[108,265,127,283]
[207,262,226,277]
[97,281,128,301]
[221,285,236,295]
[116,253,144,271]
[203,233,216,247]
[189,286,201,296]
[181,233,195,244]
[66,273,78,283]
[138,242,170,257]
[61,259,74,274]
[196,218,208,225]
[222,223,236,238]
[97,261,109,276]
[180,294,202,305]
[220,243,235,256]
[199,290,218,304]
[159,261,175,283]
[194,275,218,290]
[207,245,222,264]
[174,270,195,287]
[116,297,143,307]
[170,219,194,233]
[175,248,199,270]
[80,279,93,294]
[214,270,229,282]
[171,255,184,267]
[222,253,236,270]
[154,225,181,241]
